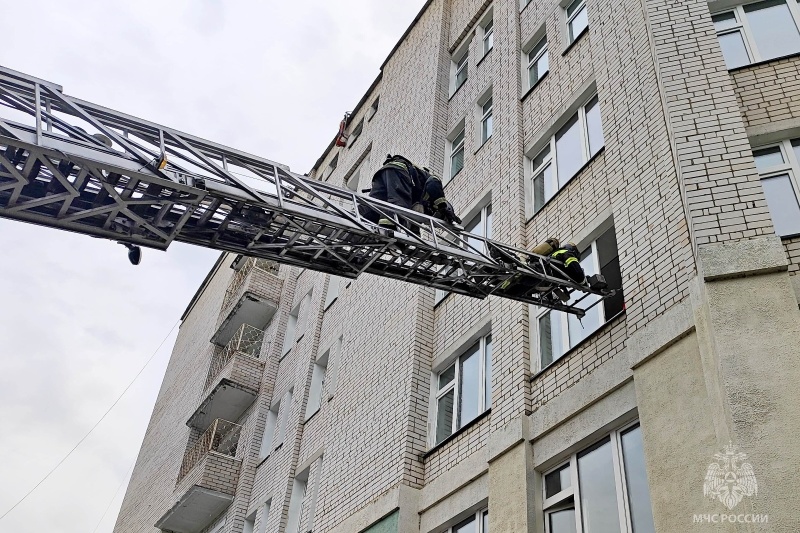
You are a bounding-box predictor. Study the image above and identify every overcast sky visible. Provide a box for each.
[0,1,426,531]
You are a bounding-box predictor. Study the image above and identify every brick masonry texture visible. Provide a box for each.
[115,0,800,532]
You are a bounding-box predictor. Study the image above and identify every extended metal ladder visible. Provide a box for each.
[0,65,614,317]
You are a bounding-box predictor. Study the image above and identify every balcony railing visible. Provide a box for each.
[222,257,280,312]
[178,419,242,482]
[205,323,266,389]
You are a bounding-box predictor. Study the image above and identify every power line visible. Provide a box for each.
[0,320,180,522]
[91,460,136,533]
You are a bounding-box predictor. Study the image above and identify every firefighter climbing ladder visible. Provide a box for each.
[0,65,614,317]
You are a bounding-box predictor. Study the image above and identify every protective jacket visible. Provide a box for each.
[550,248,586,285]
[360,155,448,228]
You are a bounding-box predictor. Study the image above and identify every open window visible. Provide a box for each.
[532,225,623,370]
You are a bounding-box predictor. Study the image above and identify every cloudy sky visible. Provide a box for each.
[0,1,426,531]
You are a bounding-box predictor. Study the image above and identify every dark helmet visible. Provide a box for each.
[563,242,579,255]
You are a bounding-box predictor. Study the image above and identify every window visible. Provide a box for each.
[305,349,329,420]
[444,509,489,533]
[534,225,623,369]
[527,37,549,90]
[295,291,312,343]
[712,0,800,69]
[285,469,308,533]
[752,139,800,236]
[259,401,279,459]
[566,0,589,44]
[286,458,324,533]
[348,118,364,148]
[434,334,492,444]
[257,501,271,533]
[243,510,256,533]
[324,154,338,180]
[436,203,493,304]
[326,335,343,400]
[543,422,655,533]
[368,96,380,120]
[267,389,293,451]
[324,275,342,309]
[282,305,299,356]
[529,94,603,214]
[449,126,466,180]
[483,18,494,55]
[481,97,494,144]
[346,156,368,192]
[453,51,469,93]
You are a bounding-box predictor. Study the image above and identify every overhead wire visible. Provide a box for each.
[0,320,180,523]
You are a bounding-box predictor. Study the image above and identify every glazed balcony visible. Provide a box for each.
[156,419,242,533]
[212,257,282,347]
[188,324,266,431]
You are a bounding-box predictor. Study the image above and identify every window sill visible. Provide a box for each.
[521,70,550,102]
[324,297,338,312]
[780,232,800,240]
[530,310,626,382]
[527,146,605,222]
[421,408,491,459]
[562,26,588,57]
[433,291,453,308]
[475,136,492,155]
[304,408,320,424]
[728,51,800,73]
[256,455,270,468]
[444,168,464,188]
[449,81,467,101]
[476,47,493,68]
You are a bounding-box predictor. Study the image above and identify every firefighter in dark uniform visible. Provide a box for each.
[359,154,461,233]
[498,240,606,300]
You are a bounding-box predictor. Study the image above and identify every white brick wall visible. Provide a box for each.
[115,0,800,532]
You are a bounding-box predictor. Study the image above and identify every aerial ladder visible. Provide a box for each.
[0,65,614,317]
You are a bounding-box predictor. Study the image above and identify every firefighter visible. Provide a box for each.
[359,154,461,234]
[497,239,606,300]
[550,242,586,285]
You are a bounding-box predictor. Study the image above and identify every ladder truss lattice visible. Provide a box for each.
[0,66,615,316]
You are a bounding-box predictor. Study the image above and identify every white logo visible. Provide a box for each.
[703,443,758,510]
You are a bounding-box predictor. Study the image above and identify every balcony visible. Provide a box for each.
[211,257,282,347]
[156,419,242,533]
[188,324,265,431]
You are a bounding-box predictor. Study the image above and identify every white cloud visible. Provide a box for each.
[0,1,428,530]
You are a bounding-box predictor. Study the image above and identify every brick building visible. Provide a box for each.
[114,0,800,532]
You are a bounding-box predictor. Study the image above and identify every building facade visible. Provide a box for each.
[114,0,800,532]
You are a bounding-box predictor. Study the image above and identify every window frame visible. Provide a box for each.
[324,154,338,180]
[452,47,470,94]
[542,420,647,533]
[448,124,467,181]
[435,202,492,305]
[324,275,342,310]
[257,501,271,533]
[566,0,589,45]
[526,36,549,91]
[433,333,492,445]
[444,508,489,533]
[531,225,620,372]
[305,350,329,420]
[482,17,495,56]
[527,93,603,217]
[367,96,380,121]
[751,138,800,238]
[711,0,800,69]
[481,96,494,145]
[347,117,364,149]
